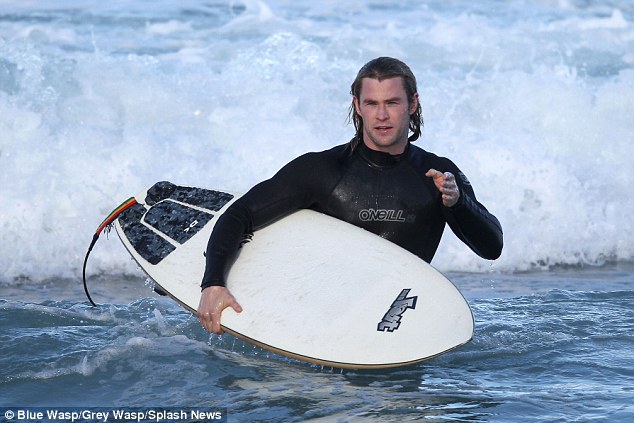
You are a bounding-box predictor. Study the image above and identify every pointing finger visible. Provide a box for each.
[425,169,443,179]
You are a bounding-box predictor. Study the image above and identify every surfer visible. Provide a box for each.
[198,57,503,334]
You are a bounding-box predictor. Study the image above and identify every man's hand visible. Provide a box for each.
[198,286,243,334]
[425,169,460,207]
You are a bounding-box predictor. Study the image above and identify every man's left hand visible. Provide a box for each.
[425,169,460,207]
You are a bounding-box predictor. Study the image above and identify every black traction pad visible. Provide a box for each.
[117,203,176,265]
[118,182,235,265]
[143,200,213,245]
[145,181,234,211]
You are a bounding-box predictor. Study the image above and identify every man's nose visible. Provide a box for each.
[376,104,388,120]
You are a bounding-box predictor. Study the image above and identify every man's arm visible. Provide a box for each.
[197,180,301,334]
[198,202,251,334]
[427,167,503,260]
[445,191,503,260]
[197,149,340,333]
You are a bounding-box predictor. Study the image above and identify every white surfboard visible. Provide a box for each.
[113,181,474,369]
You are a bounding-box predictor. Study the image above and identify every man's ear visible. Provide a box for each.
[409,92,419,115]
[353,96,361,115]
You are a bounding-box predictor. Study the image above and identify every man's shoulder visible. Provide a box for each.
[278,143,350,178]
[314,142,351,157]
[407,143,456,170]
[294,142,350,163]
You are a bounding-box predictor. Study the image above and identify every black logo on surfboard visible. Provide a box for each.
[377,289,417,332]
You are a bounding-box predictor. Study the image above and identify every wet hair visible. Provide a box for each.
[347,57,423,150]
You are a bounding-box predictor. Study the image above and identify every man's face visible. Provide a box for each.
[354,77,418,155]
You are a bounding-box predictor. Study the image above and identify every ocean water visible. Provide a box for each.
[1,0,633,421]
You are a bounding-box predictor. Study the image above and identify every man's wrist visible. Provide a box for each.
[201,279,225,291]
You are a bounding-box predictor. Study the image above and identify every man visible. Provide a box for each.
[198,57,503,334]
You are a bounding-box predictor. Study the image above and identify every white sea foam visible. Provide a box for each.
[1,0,633,283]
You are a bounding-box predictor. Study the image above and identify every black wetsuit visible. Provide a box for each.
[201,141,503,288]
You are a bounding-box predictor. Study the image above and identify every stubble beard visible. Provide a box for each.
[363,123,409,154]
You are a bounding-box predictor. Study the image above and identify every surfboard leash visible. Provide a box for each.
[82,197,138,307]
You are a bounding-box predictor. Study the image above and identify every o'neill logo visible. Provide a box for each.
[359,208,406,222]
[377,289,418,332]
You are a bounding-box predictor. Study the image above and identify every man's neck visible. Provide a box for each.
[362,138,408,155]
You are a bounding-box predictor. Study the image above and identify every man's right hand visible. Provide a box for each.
[197,286,243,334]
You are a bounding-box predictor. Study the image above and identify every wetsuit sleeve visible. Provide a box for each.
[442,165,503,260]
[200,152,331,289]
[200,200,252,289]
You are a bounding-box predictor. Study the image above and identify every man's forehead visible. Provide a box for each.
[359,76,407,96]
